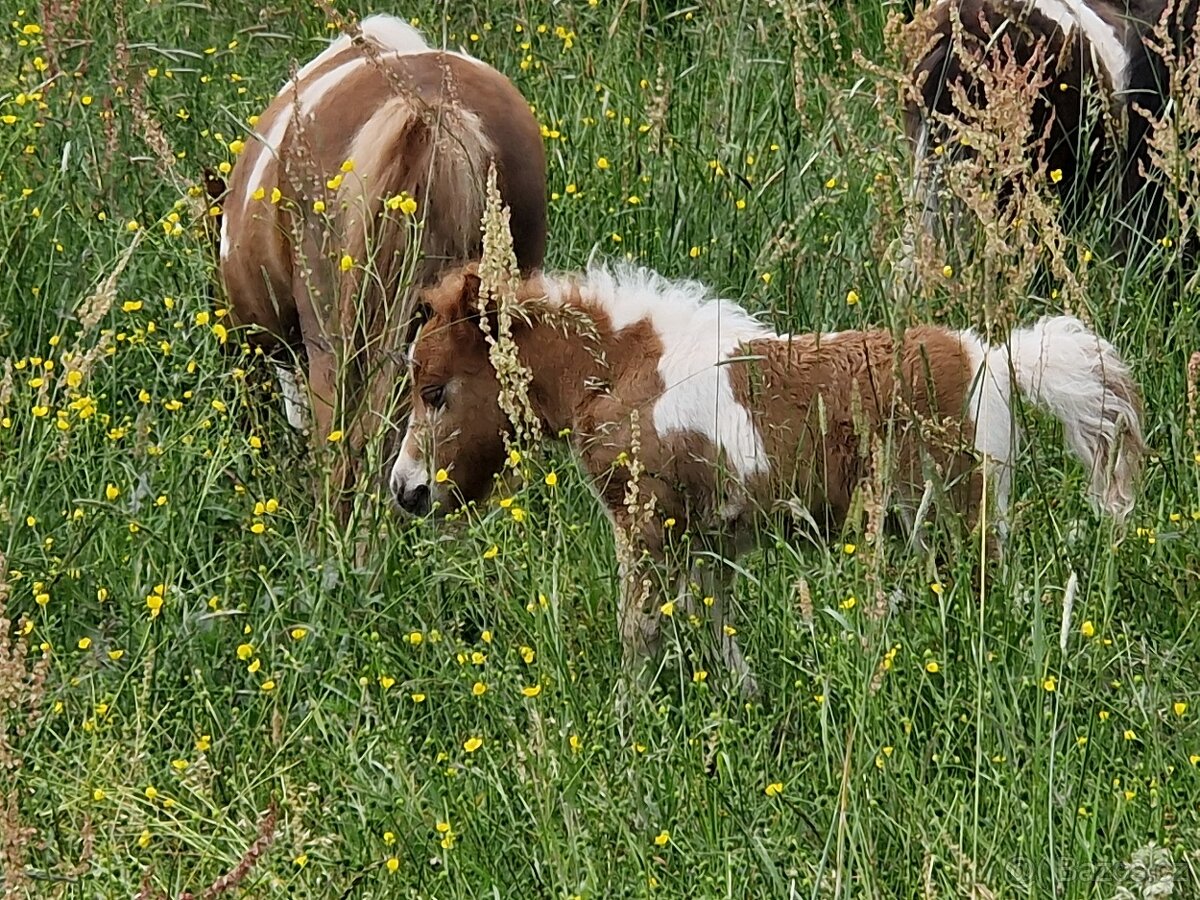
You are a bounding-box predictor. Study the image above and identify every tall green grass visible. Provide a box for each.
[0,1,1197,896]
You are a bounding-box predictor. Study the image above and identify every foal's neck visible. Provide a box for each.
[517,302,610,435]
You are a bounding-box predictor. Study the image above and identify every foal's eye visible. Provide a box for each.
[421,384,447,409]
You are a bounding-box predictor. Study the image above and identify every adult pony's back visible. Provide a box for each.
[218,14,547,503]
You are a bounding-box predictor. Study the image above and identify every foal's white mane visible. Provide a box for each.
[542,264,773,480]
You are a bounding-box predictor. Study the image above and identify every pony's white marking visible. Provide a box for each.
[961,314,1141,528]
[241,53,393,210]
[244,13,433,213]
[1031,0,1130,90]
[391,320,447,507]
[960,331,1016,531]
[242,110,294,213]
[294,15,430,86]
[273,363,311,432]
[390,426,429,499]
[219,210,230,262]
[352,14,430,56]
[925,0,1130,88]
[552,266,772,480]
[298,57,370,118]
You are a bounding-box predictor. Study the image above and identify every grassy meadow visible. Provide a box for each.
[2,0,1200,896]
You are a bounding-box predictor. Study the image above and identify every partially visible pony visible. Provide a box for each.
[391,264,1144,695]
[901,0,1192,271]
[216,14,547,503]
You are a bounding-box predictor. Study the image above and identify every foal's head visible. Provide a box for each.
[390,267,513,516]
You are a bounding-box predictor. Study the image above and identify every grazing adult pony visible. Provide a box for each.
[217,14,547,502]
[1121,0,1200,257]
[902,0,1171,262]
[390,264,1145,695]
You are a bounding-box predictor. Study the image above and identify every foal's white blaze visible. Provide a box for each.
[390,322,440,505]
[561,266,771,480]
[390,424,432,501]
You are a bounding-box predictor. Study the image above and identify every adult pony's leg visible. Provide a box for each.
[292,226,358,518]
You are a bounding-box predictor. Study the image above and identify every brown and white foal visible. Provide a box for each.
[391,265,1144,694]
[218,14,547,502]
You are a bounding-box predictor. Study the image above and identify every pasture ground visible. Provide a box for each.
[1,1,1199,896]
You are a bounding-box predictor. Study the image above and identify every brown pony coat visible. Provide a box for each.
[219,22,547,502]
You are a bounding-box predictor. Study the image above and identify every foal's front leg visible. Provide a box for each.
[615,541,668,687]
[611,508,759,702]
[686,556,758,699]
[609,507,677,738]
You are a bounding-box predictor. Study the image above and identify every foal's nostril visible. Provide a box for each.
[397,482,431,516]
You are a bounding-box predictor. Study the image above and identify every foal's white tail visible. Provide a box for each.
[966,316,1145,524]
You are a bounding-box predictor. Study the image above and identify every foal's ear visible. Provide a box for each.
[455,270,483,319]
[424,265,483,321]
[405,300,432,349]
[454,270,503,336]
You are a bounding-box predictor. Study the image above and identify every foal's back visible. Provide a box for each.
[730,327,981,530]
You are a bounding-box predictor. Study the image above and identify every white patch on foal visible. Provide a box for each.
[959,330,1016,531]
[555,266,772,480]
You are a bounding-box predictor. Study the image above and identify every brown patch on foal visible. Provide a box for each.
[412,268,673,513]
[728,328,980,533]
